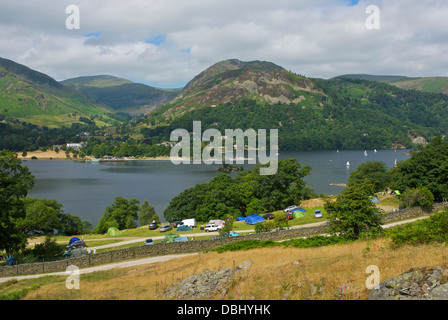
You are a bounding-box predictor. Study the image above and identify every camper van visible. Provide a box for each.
[181,218,197,228]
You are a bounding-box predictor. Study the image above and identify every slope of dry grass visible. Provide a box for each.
[12,238,446,300]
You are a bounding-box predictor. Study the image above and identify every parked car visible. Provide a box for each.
[285,212,293,220]
[65,240,86,250]
[205,224,223,232]
[172,221,184,228]
[144,238,154,245]
[284,205,297,212]
[159,224,173,232]
[314,210,323,218]
[148,222,158,230]
[263,213,275,220]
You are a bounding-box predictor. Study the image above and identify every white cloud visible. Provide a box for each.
[0,0,447,87]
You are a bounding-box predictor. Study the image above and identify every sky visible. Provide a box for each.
[1,0,447,88]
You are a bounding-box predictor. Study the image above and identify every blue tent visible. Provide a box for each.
[291,208,307,213]
[6,257,17,266]
[177,225,192,231]
[236,216,246,221]
[69,237,80,245]
[245,214,265,225]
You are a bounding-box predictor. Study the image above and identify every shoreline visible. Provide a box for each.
[17,151,187,162]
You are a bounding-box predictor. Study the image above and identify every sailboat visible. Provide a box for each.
[374,149,377,153]
[364,150,368,156]
[346,161,350,166]
[394,159,397,166]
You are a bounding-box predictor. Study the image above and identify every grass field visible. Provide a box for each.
[3,237,446,300]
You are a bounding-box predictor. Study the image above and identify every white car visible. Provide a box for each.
[205,224,223,232]
[284,205,298,212]
[314,210,323,218]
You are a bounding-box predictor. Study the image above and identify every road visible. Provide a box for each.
[0,253,198,284]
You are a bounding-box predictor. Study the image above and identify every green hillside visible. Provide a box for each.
[392,77,448,95]
[336,74,418,84]
[0,57,116,128]
[337,74,448,95]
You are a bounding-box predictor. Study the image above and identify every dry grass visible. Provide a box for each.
[17,150,75,160]
[19,238,447,300]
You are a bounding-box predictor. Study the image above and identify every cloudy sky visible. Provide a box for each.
[1,0,447,88]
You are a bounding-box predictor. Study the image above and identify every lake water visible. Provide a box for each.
[23,149,411,226]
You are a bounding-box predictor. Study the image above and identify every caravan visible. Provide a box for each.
[182,218,197,228]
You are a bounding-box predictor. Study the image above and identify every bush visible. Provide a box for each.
[388,210,448,247]
[25,235,65,261]
[400,187,434,208]
[254,222,272,233]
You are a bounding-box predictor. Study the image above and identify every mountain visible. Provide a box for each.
[336,74,448,95]
[140,59,448,151]
[161,59,322,117]
[0,57,115,127]
[61,75,182,115]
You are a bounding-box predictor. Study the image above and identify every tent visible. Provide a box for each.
[293,211,306,219]
[245,214,265,225]
[6,257,17,266]
[394,190,401,196]
[292,208,307,213]
[236,216,246,221]
[69,237,80,245]
[370,196,381,204]
[177,225,192,231]
[107,227,122,236]
[164,233,180,243]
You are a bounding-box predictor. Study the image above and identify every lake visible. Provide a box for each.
[23,149,411,226]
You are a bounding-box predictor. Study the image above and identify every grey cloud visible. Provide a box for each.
[0,0,447,86]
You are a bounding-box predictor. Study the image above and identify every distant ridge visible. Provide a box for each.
[335,73,448,95]
[335,74,419,83]
[62,75,182,114]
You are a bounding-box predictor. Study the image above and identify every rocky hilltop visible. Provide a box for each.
[165,59,323,116]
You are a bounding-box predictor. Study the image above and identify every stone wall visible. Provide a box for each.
[0,225,328,277]
[1,203,446,278]
[381,202,447,224]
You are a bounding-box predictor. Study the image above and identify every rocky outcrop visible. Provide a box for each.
[368,266,448,300]
[162,260,252,300]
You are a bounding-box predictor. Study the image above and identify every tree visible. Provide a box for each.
[324,181,382,239]
[19,198,62,236]
[236,158,312,213]
[218,218,234,237]
[348,161,390,192]
[0,150,35,254]
[400,187,434,208]
[58,213,92,236]
[95,197,140,234]
[138,200,160,226]
[389,137,448,201]
[272,212,289,231]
